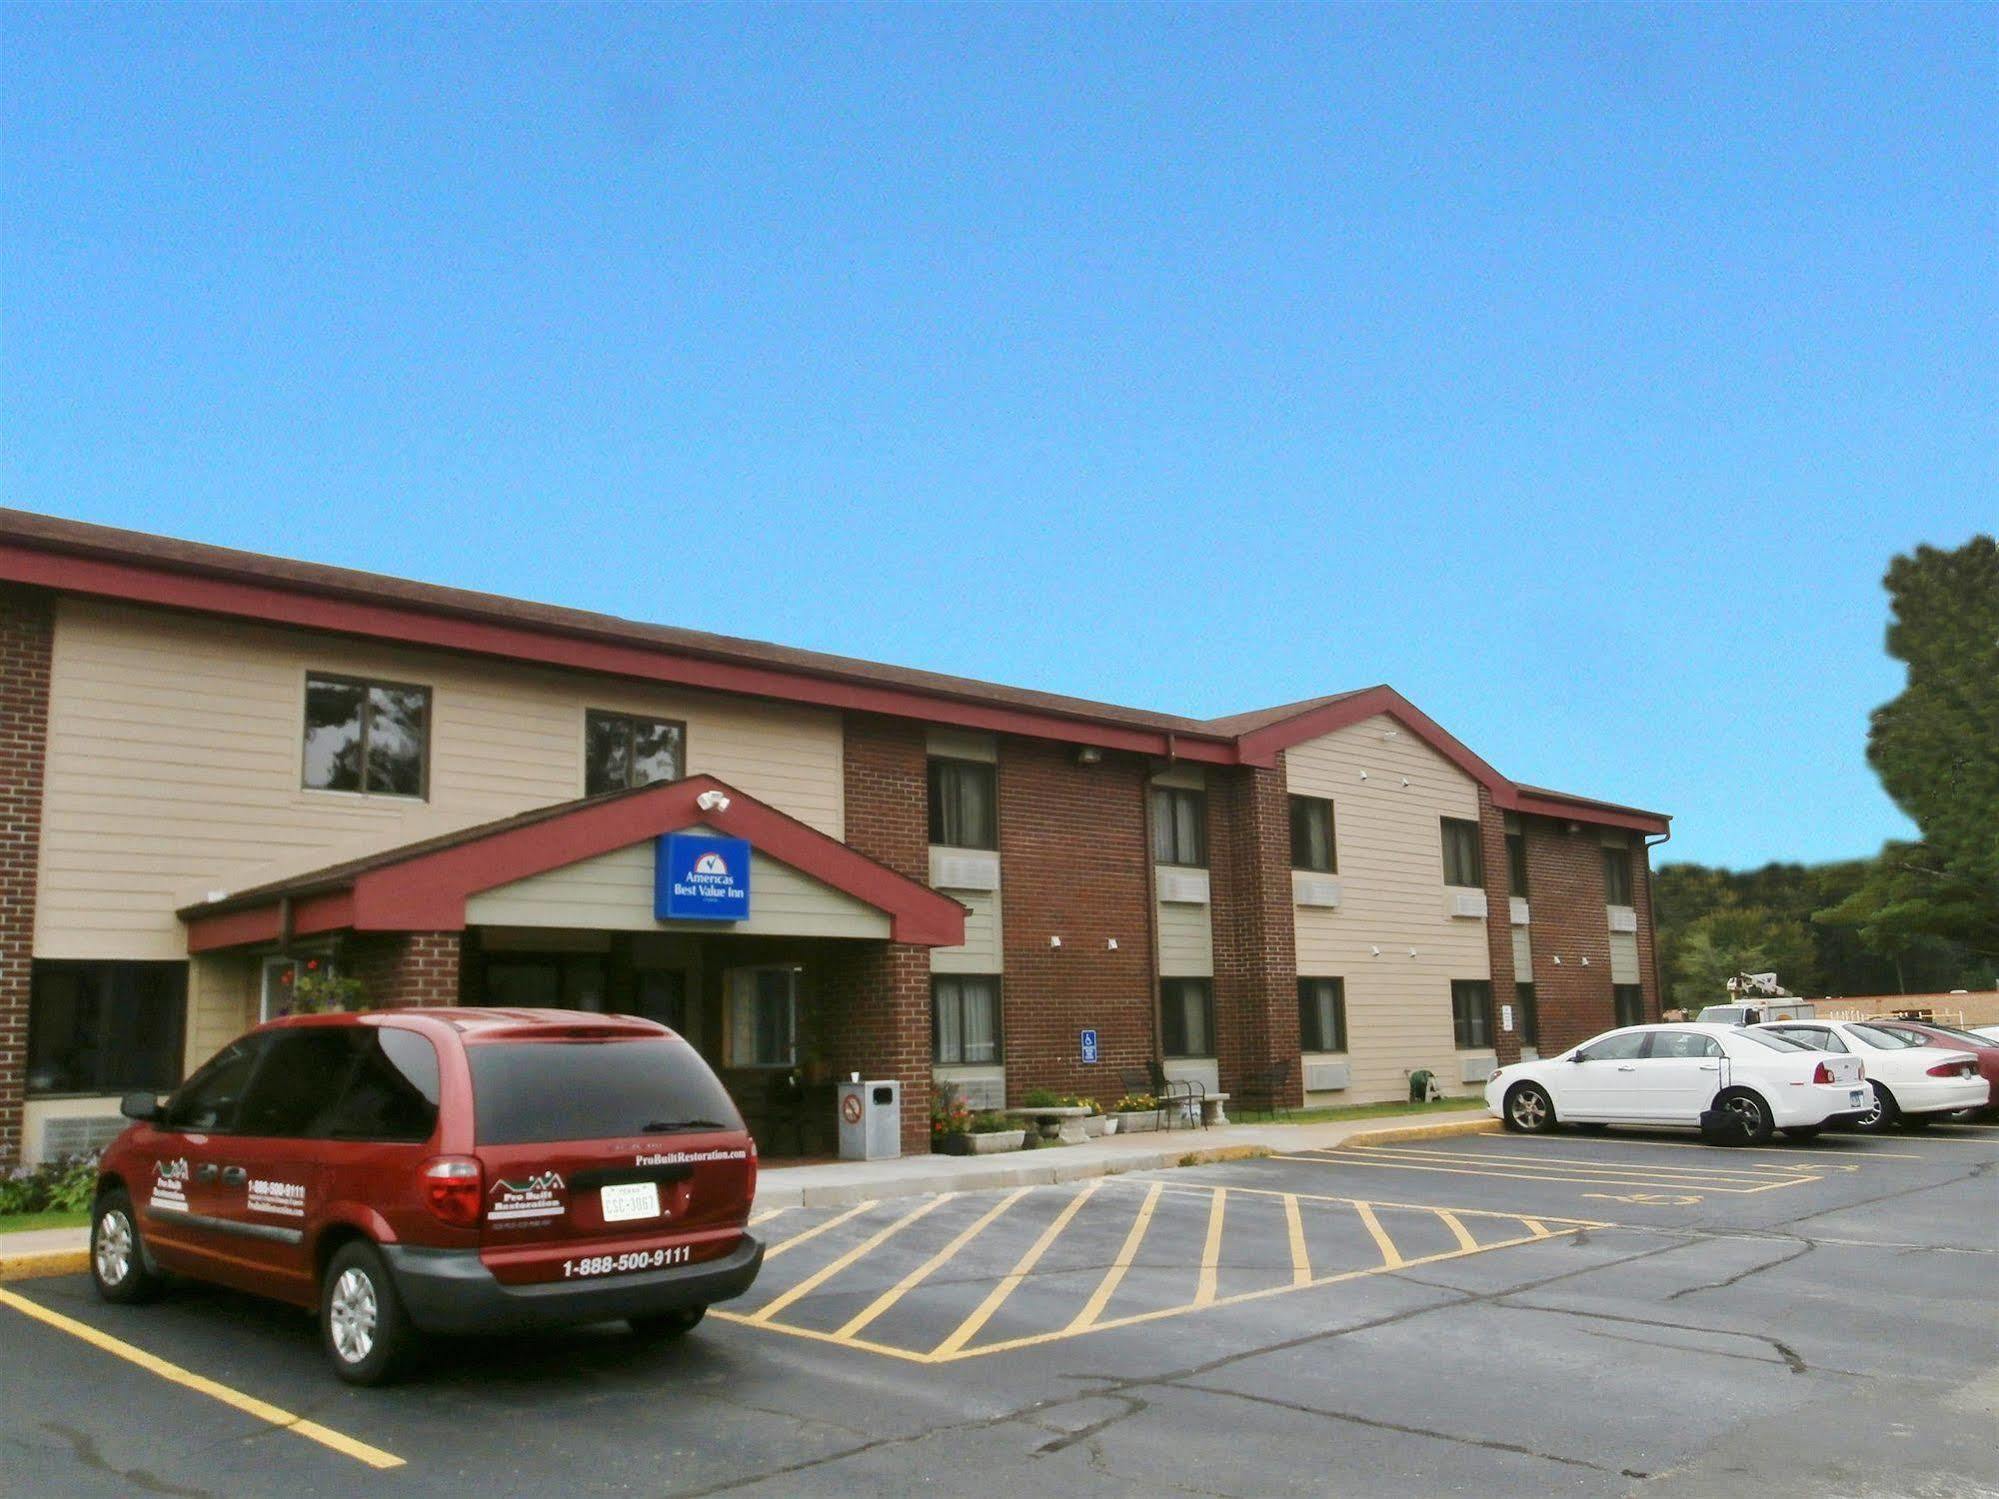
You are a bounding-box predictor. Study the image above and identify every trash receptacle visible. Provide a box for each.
[837,1079,901,1161]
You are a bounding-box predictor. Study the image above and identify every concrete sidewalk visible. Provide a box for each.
[0,1110,1496,1279]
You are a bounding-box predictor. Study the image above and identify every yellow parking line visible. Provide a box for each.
[1283,1194,1311,1286]
[761,1199,879,1260]
[833,1188,1030,1340]
[1066,1181,1162,1334]
[1156,1179,1606,1230]
[1521,1217,1550,1238]
[1435,1209,1479,1253]
[1352,1201,1404,1268]
[1350,1143,1817,1180]
[1274,1154,1819,1195]
[931,1180,1101,1357]
[0,1287,402,1470]
[1479,1133,1902,1163]
[748,1194,953,1325]
[749,1207,793,1227]
[1192,1189,1228,1307]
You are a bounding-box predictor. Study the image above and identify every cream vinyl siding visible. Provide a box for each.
[185,952,258,1075]
[35,599,844,959]
[1156,899,1214,978]
[466,840,889,939]
[930,888,1002,974]
[1288,713,1490,1104]
[1610,930,1641,984]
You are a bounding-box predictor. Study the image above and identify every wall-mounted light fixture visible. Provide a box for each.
[1106,937,1118,950]
[1076,746,1103,766]
[1049,935,1063,949]
[1370,945,1382,957]
[696,790,731,813]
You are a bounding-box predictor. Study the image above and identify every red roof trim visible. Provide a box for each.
[182,775,966,951]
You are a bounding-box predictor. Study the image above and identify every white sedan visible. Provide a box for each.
[1975,1026,1999,1045]
[1484,1023,1868,1144]
[1752,1020,1987,1131]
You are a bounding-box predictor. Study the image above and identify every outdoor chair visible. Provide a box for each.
[1144,1060,1207,1129]
[1234,1058,1296,1122]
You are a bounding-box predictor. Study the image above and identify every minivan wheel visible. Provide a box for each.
[629,1307,706,1342]
[91,1189,163,1305]
[1504,1083,1556,1133]
[1715,1088,1775,1145]
[322,1241,411,1386]
[1852,1082,1899,1134]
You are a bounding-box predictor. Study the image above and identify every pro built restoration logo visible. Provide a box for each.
[150,1157,190,1214]
[488,1171,567,1226]
[657,833,751,922]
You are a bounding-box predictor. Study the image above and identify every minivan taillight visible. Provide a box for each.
[1926,1060,1974,1078]
[421,1156,483,1228]
[746,1135,759,1206]
[1812,1062,1837,1084]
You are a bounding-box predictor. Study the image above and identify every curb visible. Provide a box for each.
[0,1249,90,1283]
[1341,1116,1501,1148]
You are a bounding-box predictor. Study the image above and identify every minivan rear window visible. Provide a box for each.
[468,1039,744,1146]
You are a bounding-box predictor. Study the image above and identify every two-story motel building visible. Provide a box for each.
[0,510,1669,1163]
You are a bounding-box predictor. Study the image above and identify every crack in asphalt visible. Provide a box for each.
[38,1422,215,1499]
[1495,1301,1810,1374]
[1665,1234,1817,1300]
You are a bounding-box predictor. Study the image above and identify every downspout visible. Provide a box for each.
[1643,829,1671,1017]
[278,894,294,953]
[1143,744,1169,1064]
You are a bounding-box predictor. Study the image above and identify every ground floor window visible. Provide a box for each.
[1514,982,1539,1048]
[1298,977,1346,1052]
[1451,979,1494,1050]
[631,969,689,1034]
[1161,978,1215,1058]
[26,960,186,1096]
[726,967,799,1068]
[933,975,1001,1064]
[1613,983,1647,1028]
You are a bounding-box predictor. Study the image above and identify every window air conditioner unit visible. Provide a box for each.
[1607,906,1639,933]
[1459,1054,1496,1084]
[1447,889,1489,920]
[1509,896,1530,927]
[41,1114,126,1160]
[1304,1061,1351,1091]
[929,849,1000,891]
[1157,868,1211,905]
[1294,876,1342,909]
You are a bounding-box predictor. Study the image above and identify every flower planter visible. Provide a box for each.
[965,1129,1026,1154]
[1081,1115,1110,1138]
[1100,1115,1119,1135]
[937,1132,973,1155]
[1113,1110,1159,1133]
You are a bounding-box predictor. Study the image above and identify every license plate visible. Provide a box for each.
[600,1181,662,1223]
[1849,1089,1866,1106]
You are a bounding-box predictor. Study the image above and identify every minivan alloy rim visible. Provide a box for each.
[329,1268,378,1364]
[95,1211,131,1286]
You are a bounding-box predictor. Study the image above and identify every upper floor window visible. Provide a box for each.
[585,710,685,796]
[1151,786,1207,868]
[303,673,429,797]
[1602,845,1635,906]
[928,758,997,849]
[1506,830,1529,898]
[1440,817,1484,888]
[1289,796,1337,872]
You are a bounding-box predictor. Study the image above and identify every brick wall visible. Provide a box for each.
[1208,760,1300,1108]
[1521,817,1615,1054]
[814,939,932,1154]
[996,737,1155,1105]
[0,588,53,1166]
[841,713,928,882]
[346,931,463,1009]
[1477,788,1522,1067]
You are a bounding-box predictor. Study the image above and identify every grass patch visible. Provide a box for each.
[1264,1097,1485,1127]
[0,1209,90,1236]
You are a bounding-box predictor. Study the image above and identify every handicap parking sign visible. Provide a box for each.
[1080,1028,1099,1064]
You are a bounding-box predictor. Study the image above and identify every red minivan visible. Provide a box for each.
[89,1008,764,1384]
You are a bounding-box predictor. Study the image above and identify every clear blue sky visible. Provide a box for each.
[4,4,1992,869]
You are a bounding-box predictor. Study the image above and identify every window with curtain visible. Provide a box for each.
[927,759,997,849]
[1613,984,1647,1028]
[1507,830,1529,897]
[1298,977,1347,1052]
[26,961,187,1096]
[1441,818,1484,887]
[726,968,798,1068]
[1289,796,1336,872]
[1160,978,1214,1057]
[1603,845,1635,906]
[932,976,1002,1064]
[1451,979,1494,1049]
[585,710,685,796]
[1151,787,1207,867]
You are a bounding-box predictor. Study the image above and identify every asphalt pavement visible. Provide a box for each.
[3,1120,1994,1497]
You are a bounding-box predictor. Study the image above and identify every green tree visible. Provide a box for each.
[1845,535,1999,958]
[1667,906,1818,1012]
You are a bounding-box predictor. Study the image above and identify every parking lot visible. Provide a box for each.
[5,1121,1996,1497]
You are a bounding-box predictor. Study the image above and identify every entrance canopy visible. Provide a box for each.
[178,775,966,952]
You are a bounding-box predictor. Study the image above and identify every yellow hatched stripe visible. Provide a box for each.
[748,1194,952,1325]
[1435,1210,1479,1253]
[1283,1193,1311,1286]
[1193,1189,1228,1307]
[931,1180,1101,1357]
[0,1287,403,1470]
[761,1199,880,1260]
[1066,1181,1162,1334]
[833,1189,1030,1340]
[1353,1201,1404,1268]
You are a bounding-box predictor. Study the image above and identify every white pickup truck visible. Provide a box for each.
[1697,1000,1818,1025]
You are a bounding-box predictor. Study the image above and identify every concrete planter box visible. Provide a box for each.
[1081,1114,1111,1138]
[938,1129,1027,1155]
[1006,1105,1092,1145]
[1113,1110,1159,1133]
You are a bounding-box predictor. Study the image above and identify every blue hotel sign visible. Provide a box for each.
[656,834,752,922]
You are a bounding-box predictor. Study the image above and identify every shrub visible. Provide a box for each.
[1021,1087,1062,1108]
[0,1153,100,1215]
[930,1082,972,1141]
[967,1112,1016,1135]
[1112,1093,1156,1114]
